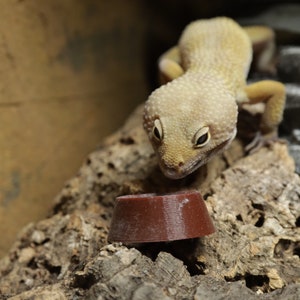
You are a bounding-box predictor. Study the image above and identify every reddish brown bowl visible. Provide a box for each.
[108,190,215,243]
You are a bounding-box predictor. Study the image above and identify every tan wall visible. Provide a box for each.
[0,0,150,256]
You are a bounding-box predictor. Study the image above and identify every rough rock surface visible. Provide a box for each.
[0,103,299,299]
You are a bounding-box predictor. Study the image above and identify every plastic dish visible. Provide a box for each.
[108,190,215,243]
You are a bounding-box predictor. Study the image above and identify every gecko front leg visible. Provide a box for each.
[158,46,184,84]
[242,25,286,152]
[243,80,286,153]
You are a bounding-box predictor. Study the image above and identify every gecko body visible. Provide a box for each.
[143,17,285,179]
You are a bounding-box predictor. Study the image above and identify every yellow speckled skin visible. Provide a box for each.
[143,17,285,179]
[179,18,252,95]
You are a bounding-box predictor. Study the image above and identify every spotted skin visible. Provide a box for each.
[143,17,285,179]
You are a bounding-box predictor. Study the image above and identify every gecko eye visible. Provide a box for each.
[194,127,210,148]
[152,119,163,141]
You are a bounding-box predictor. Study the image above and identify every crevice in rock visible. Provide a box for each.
[254,213,265,227]
[274,238,299,258]
[72,272,98,290]
[119,136,135,145]
[133,239,205,276]
[245,273,270,293]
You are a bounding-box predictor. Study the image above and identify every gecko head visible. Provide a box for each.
[143,73,238,179]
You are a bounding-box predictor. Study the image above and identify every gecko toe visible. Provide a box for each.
[245,131,286,154]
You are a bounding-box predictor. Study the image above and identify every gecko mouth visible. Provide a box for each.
[161,133,235,180]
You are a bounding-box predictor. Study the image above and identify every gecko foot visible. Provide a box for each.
[245,131,286,154]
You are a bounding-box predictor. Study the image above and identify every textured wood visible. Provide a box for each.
[0,103,299,299]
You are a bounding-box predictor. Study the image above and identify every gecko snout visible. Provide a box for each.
[162,157,184,169]
[159,157,187,179]
[161,159,183,170]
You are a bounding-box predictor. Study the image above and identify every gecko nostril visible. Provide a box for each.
[178,161,184,167]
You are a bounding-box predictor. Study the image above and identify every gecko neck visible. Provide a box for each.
[183,66,247,102]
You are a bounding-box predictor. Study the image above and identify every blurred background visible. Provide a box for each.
[0,0,299,257]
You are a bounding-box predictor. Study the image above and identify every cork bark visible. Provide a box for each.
[0,105,299,299]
